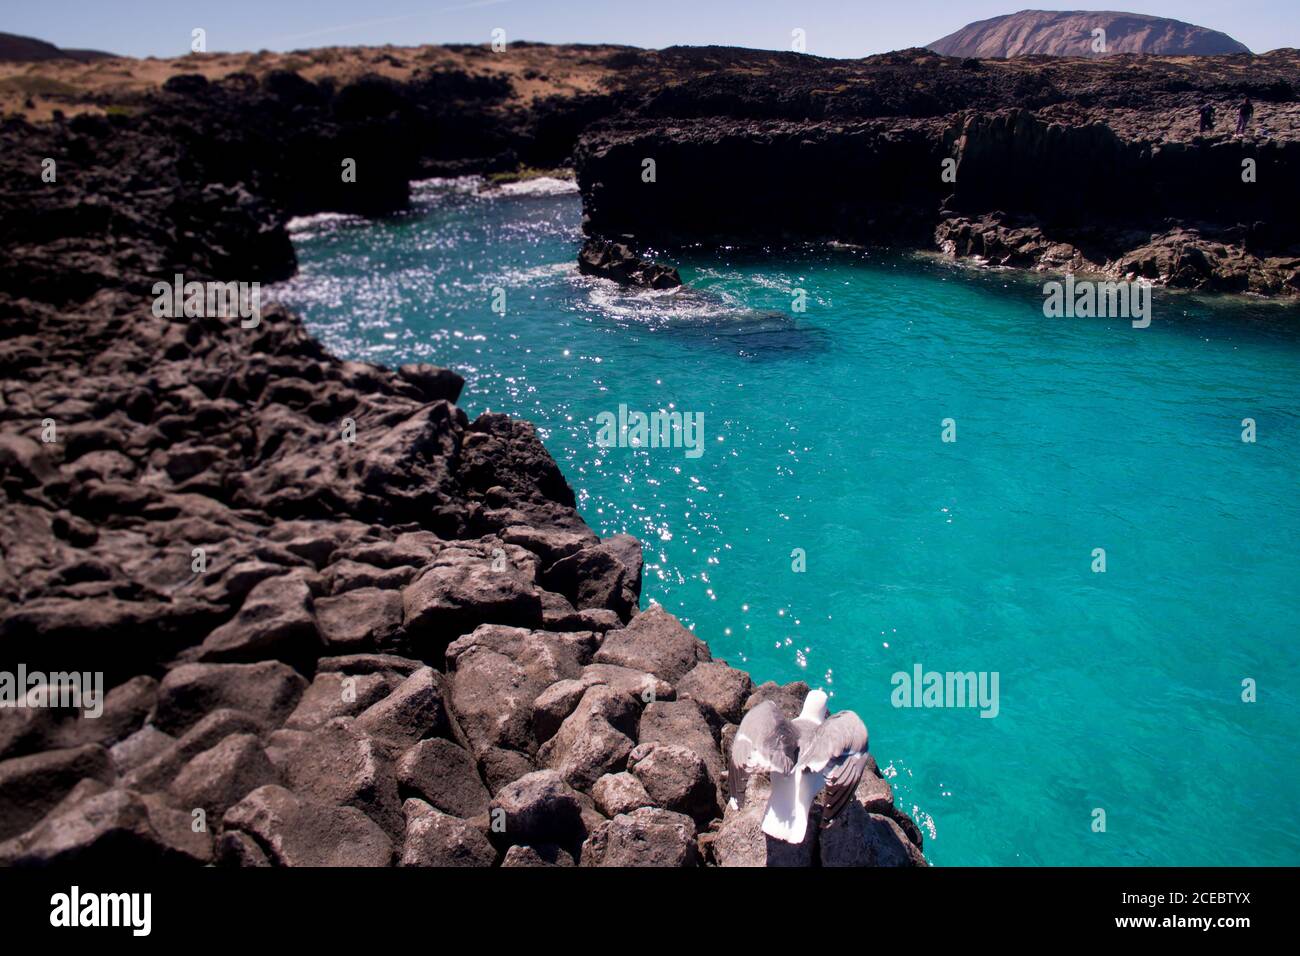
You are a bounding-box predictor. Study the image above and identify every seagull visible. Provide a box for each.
[728,689,870,844]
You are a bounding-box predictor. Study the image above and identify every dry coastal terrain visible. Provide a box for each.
[3,39,1298,140]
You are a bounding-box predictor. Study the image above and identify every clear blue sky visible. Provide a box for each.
[4,1,1294,58]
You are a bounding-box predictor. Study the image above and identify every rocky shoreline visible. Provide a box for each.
[575,104,1300,297]
[0,58,925,867]
[6,43,1299,295]
[5,40,1297,869]
[575,48,1300,296]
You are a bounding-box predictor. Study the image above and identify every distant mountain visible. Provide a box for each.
[928,10,1250,58]
[0,31,114,63]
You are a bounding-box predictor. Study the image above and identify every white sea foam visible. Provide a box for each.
[576,276,746,327]
[285,211,364,235]
[488,176,579,198]
[495,262,578,286]
[410,175,484,204]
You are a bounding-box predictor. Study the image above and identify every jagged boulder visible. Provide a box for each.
[216,830,271,867]
[314,587,404,651]
[581,807,699,866]
[638,699,722,778]
[352,666,458,748]
[594,604,710,683]
[153,661,307,736]
[487,769,587,851]
[398,798,497,867]
[591,772,653,817]
[169,732,279,820]
[501,843,575,867]
[197,572,322,664]
[445,625,589,758]
[538,685,638,790]
[476,746,539,794]
[578,237,682,289]
[677,660,753,727]
[124,709,264,792]
[109,726,175,776]
[712,774,818,867]
[402,545,543,654]
[820,810,928,867]
[627,741,718,824]
[283,670,398,730]
[532,664,674,743]
[223,785,393,867]
[0,744,113,841]
[396,738,491,818]
[269,717,405,840]
[48,675,158,751]
[397,364,464,404]
[0,787,213,866]
[542,534,643,621]
[501,525,597,564]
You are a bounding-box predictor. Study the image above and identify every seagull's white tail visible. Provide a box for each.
[761,769,823,844]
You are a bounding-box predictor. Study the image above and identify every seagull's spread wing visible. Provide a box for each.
[820,751,871,821]
[729,700,800,809]
[797,711,870,823]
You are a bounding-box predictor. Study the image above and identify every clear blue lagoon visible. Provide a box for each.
[272,178,1300,866]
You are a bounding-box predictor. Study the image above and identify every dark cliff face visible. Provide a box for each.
[574,48,1300,295]
[578,110,1295,240]
[928,10,1251,58]
[949,110,1293,228]
[0,66,615,302]
[576,118,946,246]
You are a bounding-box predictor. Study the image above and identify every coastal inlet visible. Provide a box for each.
[272,177,1300,867]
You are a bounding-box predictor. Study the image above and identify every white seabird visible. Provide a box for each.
[728,689,870,844]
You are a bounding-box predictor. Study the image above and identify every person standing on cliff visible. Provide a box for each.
[1236,97,1253,135]
[1198,102,1215,133]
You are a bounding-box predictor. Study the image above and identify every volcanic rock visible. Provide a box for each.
[153,662,307,736]
[487,769,587,850]
[396,737,491,818]
[580,807,699,867]
[578,236,682,289]
[223,785,393,867]
[399,798,497,867]
[594,604,711,683]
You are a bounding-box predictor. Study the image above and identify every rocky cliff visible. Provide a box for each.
[0,61,923,867]
[573,47,1300,295]
[5,42,1299,296]
[928,10,1251,58]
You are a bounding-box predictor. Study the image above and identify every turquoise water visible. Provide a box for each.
[273,178,1300,866]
